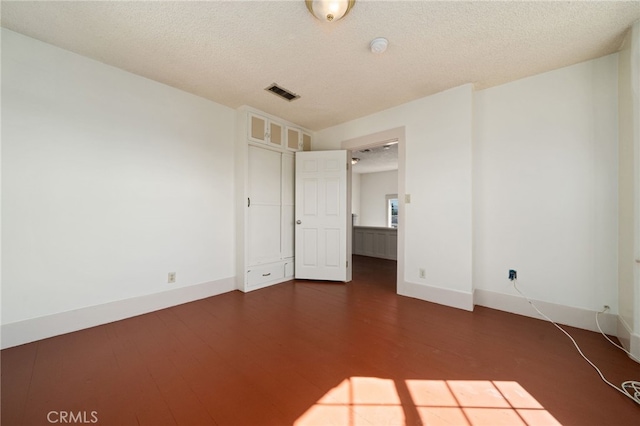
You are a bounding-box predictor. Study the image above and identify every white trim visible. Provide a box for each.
[474,288,618,335]
[399,280,474,311]
[632,333,640,364]
[617,315,640,363]
[1,277,235,349]
[617,315,632,352]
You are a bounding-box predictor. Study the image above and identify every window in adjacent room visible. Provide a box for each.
[386,194,398,228]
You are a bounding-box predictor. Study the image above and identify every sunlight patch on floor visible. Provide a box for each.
[295,377,561,425]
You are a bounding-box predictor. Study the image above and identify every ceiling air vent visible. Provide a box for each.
[265,83,300,102]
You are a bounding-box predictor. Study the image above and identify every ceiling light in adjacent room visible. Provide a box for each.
[306,0,355,22]
[351,157,360,164]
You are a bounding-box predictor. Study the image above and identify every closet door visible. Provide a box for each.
[248,146,282,265]
[282,154,295,259]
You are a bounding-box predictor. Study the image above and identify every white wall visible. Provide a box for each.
[317,54,622,326]
[317,85,474,310]
[1,30,236,346]
[617,21,640,360]
[358,170,398,227]
[473,54,619,313]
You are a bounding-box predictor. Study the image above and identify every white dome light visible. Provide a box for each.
[306,0,355,22]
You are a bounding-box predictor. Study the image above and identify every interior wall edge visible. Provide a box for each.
[631,330,640,364]
[617,315,640,363]
[0,277,235,350]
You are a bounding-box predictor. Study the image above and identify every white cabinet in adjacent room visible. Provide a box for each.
[353,226,397,260]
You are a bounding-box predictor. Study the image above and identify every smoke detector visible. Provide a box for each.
[370,37,388,54]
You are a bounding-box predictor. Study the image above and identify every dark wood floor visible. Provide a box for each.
[2,256,639,425]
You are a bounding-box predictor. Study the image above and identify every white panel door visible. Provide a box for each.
[295,150,349,281]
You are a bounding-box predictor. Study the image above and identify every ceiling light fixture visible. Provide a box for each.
[351,157,360,165]
[306,0,355,22]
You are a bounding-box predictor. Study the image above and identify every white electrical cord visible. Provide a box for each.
[595,307,640,403]
[512,280,640,405]
[595,308,640,362]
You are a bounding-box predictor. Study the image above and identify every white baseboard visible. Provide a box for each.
[398,280,474,311]
[617,315,640,363]
[1,277,236,350]
[473,288,618,335]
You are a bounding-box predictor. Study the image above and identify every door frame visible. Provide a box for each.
[340,127,406,293]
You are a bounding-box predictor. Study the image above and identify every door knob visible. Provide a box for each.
[296,220,302,225]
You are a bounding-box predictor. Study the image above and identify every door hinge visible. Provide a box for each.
[346,261,349,267]
[248,197,251,207]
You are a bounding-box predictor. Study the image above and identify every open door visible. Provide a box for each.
[295,150,351,282]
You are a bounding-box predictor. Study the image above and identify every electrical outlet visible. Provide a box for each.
[168,272,176,283]
[508,269,517,281]
[603,305,610,312]
[419,268,426,279]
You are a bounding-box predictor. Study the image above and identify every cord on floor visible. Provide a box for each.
[512,280,640,405]
[595,308,640,363]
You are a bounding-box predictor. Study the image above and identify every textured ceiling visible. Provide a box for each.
[2,1,639,131]
[352,143,398,174]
